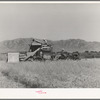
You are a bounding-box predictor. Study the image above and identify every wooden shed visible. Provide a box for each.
[7,52,19,63]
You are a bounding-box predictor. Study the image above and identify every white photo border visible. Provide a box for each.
[0,1,100,99]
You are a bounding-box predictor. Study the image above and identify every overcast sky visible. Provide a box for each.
[0,3,100,42]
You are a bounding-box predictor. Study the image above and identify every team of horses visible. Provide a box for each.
[50,51,80,61]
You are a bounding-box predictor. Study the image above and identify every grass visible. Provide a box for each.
[0,59,100,88]
[0,71,24,88]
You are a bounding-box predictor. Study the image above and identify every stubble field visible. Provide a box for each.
[0,59,100,88]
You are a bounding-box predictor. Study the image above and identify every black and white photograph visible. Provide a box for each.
[0,2,100,89]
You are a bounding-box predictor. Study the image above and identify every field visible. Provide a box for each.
[0,59,100,88]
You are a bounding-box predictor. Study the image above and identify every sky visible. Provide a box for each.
[0,3,100,42]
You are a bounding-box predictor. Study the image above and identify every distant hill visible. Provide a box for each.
[0,38,100,53]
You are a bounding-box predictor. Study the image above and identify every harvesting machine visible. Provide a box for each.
[19,39,53,61]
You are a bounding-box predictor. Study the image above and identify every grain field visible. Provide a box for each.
[0,59,100,88]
